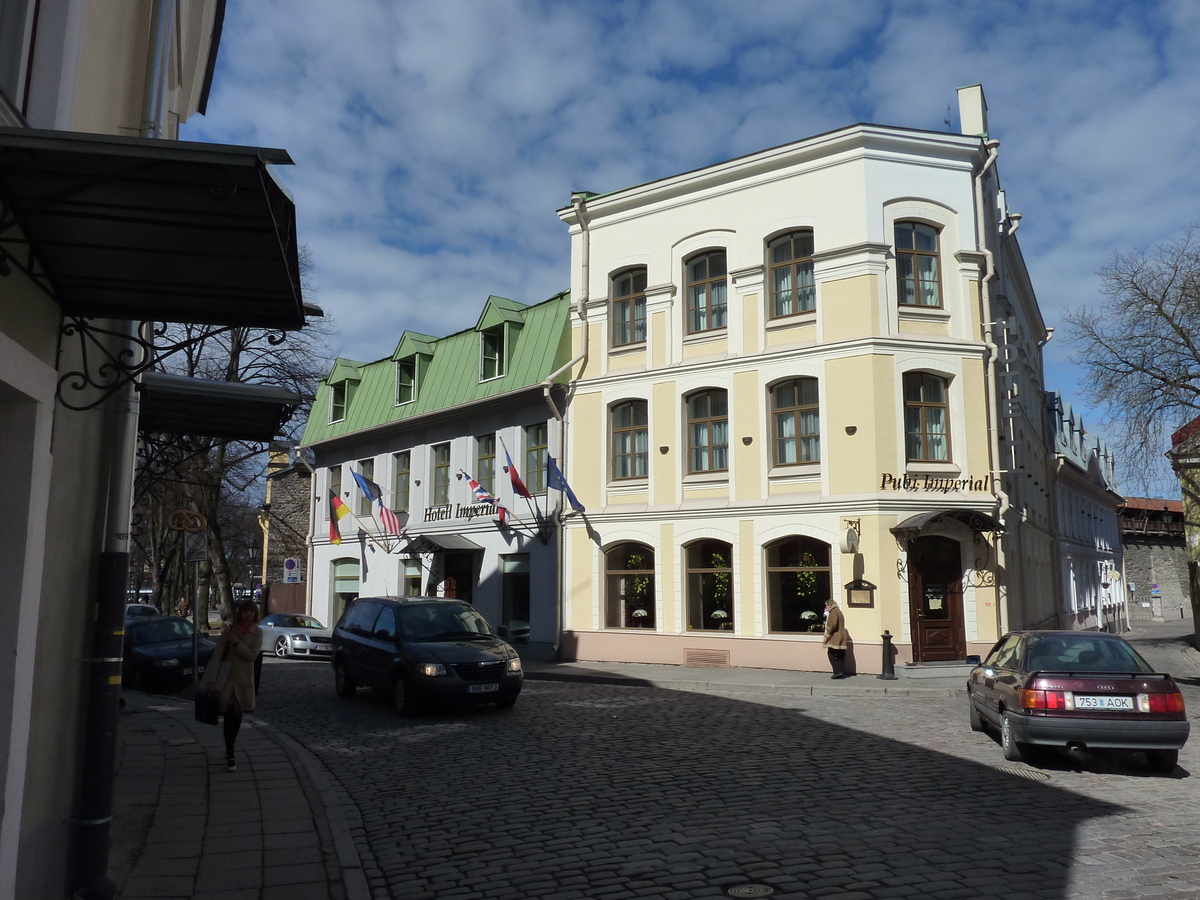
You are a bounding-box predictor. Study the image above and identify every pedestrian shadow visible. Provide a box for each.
[290,680,1126,900]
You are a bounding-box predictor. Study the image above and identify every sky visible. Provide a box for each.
[184,0,1200,493]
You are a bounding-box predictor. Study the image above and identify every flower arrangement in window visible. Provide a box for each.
[710,552,732,629]
[796,553,825,632]
[628,553,653,626]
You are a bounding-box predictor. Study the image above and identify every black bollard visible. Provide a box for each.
[878,630,897,680]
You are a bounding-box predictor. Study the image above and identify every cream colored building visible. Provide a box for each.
[555,86,1061,674]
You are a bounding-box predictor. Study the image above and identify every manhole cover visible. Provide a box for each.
[995,764,1051,781]
[727,886,775,898]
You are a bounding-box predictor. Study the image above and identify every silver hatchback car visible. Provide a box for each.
[260,613,333,659]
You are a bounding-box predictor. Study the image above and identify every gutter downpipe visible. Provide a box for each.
[974,139,1010,636]
[77,5,175,896]
[541,194,591,659]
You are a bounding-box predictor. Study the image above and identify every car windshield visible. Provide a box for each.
[281,616,324,629]
[130,619,194,646]
[397,604,492,641]
[1025,634,1154,674]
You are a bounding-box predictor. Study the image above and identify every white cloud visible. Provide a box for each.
[185,0,1200,485]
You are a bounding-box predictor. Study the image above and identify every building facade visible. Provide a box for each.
[301,293,572,657]
[554,86,1065,674]
[1119,498,1187,624]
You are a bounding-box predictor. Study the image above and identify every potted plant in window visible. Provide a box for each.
[628,554,652,627]
[710,552,732,630]
[796,554,825,632]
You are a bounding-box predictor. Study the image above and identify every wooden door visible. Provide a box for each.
[908,536,965,662]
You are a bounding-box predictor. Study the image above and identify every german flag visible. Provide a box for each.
[328,490,350,544]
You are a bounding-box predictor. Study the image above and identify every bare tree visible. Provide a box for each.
[1063,227,1200,496]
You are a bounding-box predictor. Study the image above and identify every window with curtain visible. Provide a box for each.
[611,400,648,480]
[612,268,647,346]
[401,558,422,596]
[766,536,832,633]
[767,231,815,317]
[476,434,496,495]
[432,443,451,505]
[685,250,727,334]
[687,389,728,473]
[904,372,950,461]
[356,458,374,516]
[895,221,941,307]
[772,378,820,465]
[525,423,548,494]
[392,451,410,512]
[686,540,734,631]
[605,543,656,628]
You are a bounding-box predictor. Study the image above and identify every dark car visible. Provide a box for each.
[123,616,216,691]
[967,630,1189,772]
[331,597,522,714]
[124,603,161,620]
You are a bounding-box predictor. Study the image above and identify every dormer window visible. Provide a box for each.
[481,327,505,380]
[330,383,346,423]
[396,358,416,404]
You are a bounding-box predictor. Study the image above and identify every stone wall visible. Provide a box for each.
[1123,534,1188,622]
[265,466,311,586]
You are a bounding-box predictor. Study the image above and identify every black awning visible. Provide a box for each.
[406,533,483,553]
[0,127,305,329]
[138,372,307,442]
[892,509,1003,536]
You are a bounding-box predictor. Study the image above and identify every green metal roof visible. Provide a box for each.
[301,291,571,445]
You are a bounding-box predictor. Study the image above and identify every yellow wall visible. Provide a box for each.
[821,275,878,343]
[569,527,594,630]
[739,519,755,634]
[659,522,675,631]
[572,391,603,508]
[652,380,676,506]
[961,357,990,473]
[825,354,896,494]
[72,2,149,134]
[732,370,761,502]
[682,338,727,361]
[651,310,668,369]
[609,348,647,371]
[898,318,951,336]
[765,322,817,347]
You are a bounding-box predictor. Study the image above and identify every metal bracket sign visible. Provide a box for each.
[167,509,207,533]
[183,530,208,563]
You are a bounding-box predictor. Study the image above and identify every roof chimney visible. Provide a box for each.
[957,83,988,138]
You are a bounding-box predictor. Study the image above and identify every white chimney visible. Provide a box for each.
[957,83,989,138]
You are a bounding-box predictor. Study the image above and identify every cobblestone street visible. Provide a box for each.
[241,624,1200,900]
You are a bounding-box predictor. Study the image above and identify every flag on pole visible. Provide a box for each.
[461,470,509,526]
[352,471,405,536]
[504,450,532,499]
[328,490,350,544]
[547,456,585,512]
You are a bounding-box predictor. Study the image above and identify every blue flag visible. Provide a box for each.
[547,456,585,513]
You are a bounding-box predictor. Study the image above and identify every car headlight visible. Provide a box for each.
[418,663,446,677]
[153,659,181,667]
[291,634,309,642]
[507,657,522,673]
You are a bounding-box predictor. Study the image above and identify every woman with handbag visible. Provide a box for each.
[203,599,263,771]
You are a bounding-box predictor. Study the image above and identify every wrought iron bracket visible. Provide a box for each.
[56,317,286,411]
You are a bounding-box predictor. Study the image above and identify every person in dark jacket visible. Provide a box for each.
[203,600,263,771]
[822,598,849,679]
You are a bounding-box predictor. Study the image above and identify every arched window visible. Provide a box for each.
[685,250,727,334]
[686,540,734,631]
[894,221,941,307]
[686,389,728,473]
[612,268,647,346]
[766,537,832,633]
[903,372,950,461]
[605,543,655,628]
[611,400,648,480]
[767,231,815,317]
[771,378,819,465]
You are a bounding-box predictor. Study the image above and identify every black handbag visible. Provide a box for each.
[194,690,219,725]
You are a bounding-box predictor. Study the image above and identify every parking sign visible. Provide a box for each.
[284,557,302,583]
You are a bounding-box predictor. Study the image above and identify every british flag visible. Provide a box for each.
[462,470,508,526]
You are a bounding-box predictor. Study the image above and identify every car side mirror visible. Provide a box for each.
[966,655,981,665]
[497,625,510,639]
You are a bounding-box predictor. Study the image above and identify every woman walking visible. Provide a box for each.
[204,599,262,771]
[822,597,850,679]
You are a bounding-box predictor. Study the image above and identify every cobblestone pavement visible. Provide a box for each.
[246,623,1200,900]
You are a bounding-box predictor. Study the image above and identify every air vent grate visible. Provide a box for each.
[684,648,731,668]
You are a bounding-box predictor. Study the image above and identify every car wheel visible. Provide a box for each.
[274,636,290,659]
[495,694,518,710]
[1146,749,1178,774]
[392,674,416,715]
[1001,712,1026,762]
[968,692,986,733]
[334,661,357,698]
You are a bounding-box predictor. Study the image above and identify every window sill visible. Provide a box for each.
[478,374,505,384]
[765,311,816,330]
[905,461,961,476]
[610,341,647,355]
[768,465,821,483]
[607,478,649,494]
[898,305,950,320]
[682,471,729,486]
[683,329,728,345]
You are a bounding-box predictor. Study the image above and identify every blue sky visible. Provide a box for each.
[185,0,1200,492]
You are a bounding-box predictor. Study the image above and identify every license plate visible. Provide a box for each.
[467,683,499,693]
[1075,695,1133,710]
[183,667,193,675]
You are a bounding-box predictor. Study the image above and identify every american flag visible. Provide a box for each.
[351,471,405,536]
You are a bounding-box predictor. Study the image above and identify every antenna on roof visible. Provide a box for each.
[944,104,952,131]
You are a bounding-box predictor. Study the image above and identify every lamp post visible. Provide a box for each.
[246,540,262,596]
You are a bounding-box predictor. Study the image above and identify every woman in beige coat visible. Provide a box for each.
[822,598,849,679]
[204,599,263,771]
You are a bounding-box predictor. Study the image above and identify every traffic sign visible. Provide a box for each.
[284,557,302,583]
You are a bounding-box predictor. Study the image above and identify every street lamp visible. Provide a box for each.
[246,540,262,593]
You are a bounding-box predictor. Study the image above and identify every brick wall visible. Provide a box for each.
[265,465,311,586]
[1123,534,1189,622]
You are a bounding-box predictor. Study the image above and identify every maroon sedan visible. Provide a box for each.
[967,631,1189,773]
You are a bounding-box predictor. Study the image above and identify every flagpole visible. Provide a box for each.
[497,434,543,525]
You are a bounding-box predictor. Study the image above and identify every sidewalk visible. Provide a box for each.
[111,692,369,900]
